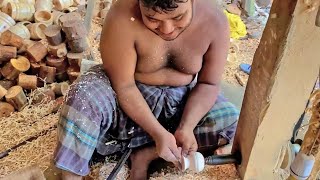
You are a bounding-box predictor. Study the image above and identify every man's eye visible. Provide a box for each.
[173,16,183,20]
[148,18,158,22]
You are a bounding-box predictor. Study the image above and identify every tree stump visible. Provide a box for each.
[18,74,38,90]
[48,43,67,58]
[39,65,56,83]
[5,86,28,111]
[27,42,48,62]
[0,30,24,49]
[44,25,63,46]
[1,57,31,80]
[0,85,8,99]
[0,102,15,117]
[46,55,68,73]
[50,82,69,96]
[0,45,17,62]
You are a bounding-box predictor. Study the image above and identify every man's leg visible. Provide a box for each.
[54,66,118,179]
[194,94,240,155]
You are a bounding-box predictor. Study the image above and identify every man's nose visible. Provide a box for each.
[159,21,174,34]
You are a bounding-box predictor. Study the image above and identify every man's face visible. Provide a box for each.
[139,1,193,41]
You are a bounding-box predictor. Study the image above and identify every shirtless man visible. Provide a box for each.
[54,0,239,179]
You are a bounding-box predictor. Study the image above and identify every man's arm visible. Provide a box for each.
[175,11,230,153]
[100,8,180,163]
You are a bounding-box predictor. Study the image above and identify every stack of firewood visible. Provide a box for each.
[0,1,89,116]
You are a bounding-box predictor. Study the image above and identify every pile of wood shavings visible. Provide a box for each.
[150,164,240,180]
[0,87,58,153]
[88,159,130,180]
[0,128,58,178]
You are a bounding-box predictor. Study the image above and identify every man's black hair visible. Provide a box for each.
[140,0,188,12]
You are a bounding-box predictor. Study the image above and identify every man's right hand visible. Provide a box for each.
[154,130,181,166]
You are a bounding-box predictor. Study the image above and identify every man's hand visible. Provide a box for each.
[174,128,198,157]
[154,130,181,166]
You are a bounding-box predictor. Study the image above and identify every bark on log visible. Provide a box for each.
[0,30,24,49]
[68,37,89,53]
[1,57,31,80]
[26,42,48,62]
[48,43,67,58]
[17,74,38,90]
[44,25,63,46]
[5,85,28,111]
[0,45,17,62]
[46,55,68,73]
[39,65,56,83]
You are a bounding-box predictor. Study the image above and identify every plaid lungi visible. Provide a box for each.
[53,65,239,176]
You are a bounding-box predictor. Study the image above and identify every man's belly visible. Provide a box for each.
[134,68,196,87]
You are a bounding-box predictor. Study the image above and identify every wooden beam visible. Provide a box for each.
[232,0,320,179]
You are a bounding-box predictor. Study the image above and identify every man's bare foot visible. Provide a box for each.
[129,146,158,180]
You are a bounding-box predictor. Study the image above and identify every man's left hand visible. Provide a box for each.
[174,128,198,157]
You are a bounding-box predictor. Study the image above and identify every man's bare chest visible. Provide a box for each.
[135,38,208,75]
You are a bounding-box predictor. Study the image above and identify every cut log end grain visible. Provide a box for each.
[0,102,15,117]
[5,86,28,111]
[39,65,57,83]
[59,12,81,25]
[1,57,31,80]
[0,30,24,49]
[0,45,17,62]
[27,42,48,62]
[0,85,8,99]
[18,74,38,90]
[44,25,63,46]
[48,43,67,58]
[50,82,69,96]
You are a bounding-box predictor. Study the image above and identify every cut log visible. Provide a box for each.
[0,45,17,62]
[68,37,89,53]
[0,85,8,99]
[67,52,82,67]
[5,86,27,111]
[30,62,41,75]
[67,66,80,83]
[32,88,55,105]
[39,65,56,83]
[56,71,68,82]
[17,74,38,90]
[0,30,23,49]
[59,12,81,25]
[48,43,67,58]
[26,42,48,62]
[0,80,16,90]
[46,55,68,73]
[62,20,87,40]
[17,39,36,54]
[44,25,63,46]
[26,23,47,40]
[0,102,15,117]
[50,82,69,96]
[1,57,31,80]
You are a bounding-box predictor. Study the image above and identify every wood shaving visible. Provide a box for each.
[0,128,57,178]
